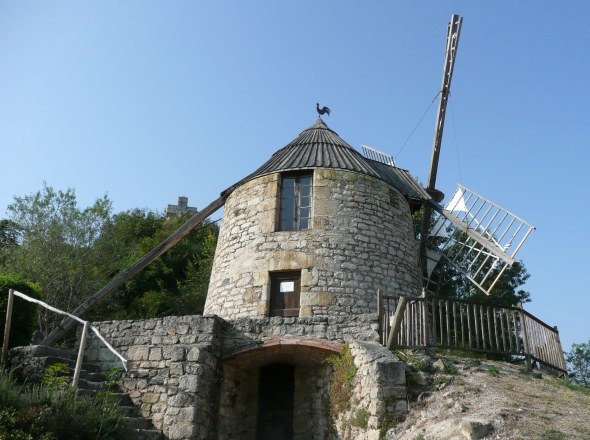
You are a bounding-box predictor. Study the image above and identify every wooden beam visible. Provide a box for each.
[419,14,463,279]
[42,193,228,347]
[1,289,14,365]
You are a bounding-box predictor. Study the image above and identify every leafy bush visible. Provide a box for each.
[0,275,41,349]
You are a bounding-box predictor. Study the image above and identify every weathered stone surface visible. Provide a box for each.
[461,420,494,439]
[205,169,421,320]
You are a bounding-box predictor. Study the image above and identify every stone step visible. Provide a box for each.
[119,405,140,417]
[122,416,153,430]
[127,428,162,440]
[76,378,108,391]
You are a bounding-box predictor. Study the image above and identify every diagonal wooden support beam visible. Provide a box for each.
[42,192,229,347]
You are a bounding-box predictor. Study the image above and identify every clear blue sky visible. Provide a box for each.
[1,2,588,351]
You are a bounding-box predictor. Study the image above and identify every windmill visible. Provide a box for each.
[43,15,532,347]
[363,15,534,298]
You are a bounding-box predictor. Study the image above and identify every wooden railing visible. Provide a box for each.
[2,289,127,388]
[378,292,567,374]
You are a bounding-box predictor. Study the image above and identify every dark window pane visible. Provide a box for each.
[281,218,294,230]
[279,173,313,231]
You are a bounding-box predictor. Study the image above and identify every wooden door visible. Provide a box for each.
[270,273,301,317]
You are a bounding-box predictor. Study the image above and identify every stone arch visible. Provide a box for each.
[217,338,340,440]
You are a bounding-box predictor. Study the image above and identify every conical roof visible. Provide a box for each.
[224,117,429,203]
[247,117,380,179]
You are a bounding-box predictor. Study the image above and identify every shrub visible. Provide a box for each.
[0,369,127,440]
[0,275,41,349]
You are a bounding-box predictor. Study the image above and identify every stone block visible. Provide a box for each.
[142,393,159,404]
[127,346,150,361]
[179,374,199,393]
[166,421,195,440]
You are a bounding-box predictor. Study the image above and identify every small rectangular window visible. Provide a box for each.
[279,174,312,231]
[270,272,301,317]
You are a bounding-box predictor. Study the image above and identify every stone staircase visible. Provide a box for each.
[7,345,161,440]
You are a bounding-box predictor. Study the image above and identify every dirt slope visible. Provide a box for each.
[392,354,590,440]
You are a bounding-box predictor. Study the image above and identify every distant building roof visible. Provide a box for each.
[165,196,198,217]
[233,117,429,204]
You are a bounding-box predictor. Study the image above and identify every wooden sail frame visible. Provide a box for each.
[425,185,535,295]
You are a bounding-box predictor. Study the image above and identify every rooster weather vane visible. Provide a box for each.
[316,103,331,116]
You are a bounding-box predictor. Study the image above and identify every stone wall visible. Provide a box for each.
[84,314,408,440]
[205,168,422,320]
[332,341,408,440]
[222,314,380,358]
[85,315,224,440]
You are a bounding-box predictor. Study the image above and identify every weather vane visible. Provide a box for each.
[316,103,331,116]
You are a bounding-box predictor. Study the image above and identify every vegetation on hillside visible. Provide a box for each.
[0,184,218,338]
[0,369,126,440]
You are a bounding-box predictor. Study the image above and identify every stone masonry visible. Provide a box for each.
[84,313,408,439]
[205,169,422,320]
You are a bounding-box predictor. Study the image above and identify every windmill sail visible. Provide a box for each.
[425,184,535,295]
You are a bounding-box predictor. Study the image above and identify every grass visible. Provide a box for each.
[394,350,433,373]
[539,429,567,440]
[441,359,459,375]
[434,375,452,387]
[487,366,500,377]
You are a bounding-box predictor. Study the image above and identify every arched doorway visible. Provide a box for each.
[217,338,341,440]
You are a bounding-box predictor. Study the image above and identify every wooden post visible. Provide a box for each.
[387,296,408,350]
[72,321,89,390]
[1,289,15,365]
[377,290,383,343]
[553,326,567,374]
[518,303,532,370]
[421,289,429,348]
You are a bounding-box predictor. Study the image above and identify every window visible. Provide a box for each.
[279,174,312,231]
[270,272,301,317]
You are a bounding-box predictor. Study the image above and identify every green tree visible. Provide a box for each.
[90,209,219,320]
[566,340,590,387]
[0,220,20,266]
[1,183,113,335]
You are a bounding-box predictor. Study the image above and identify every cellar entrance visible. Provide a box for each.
[256,363,295,440]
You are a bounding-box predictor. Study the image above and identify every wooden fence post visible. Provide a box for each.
[421,289,429,348]
[553,326,568,375]
[72,321,89,390]
[1,289,15,365]
[518,302,532,370]
[377,290,383,344]
[387,296,408,350]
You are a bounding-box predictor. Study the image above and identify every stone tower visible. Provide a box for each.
[205,117,425,320]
